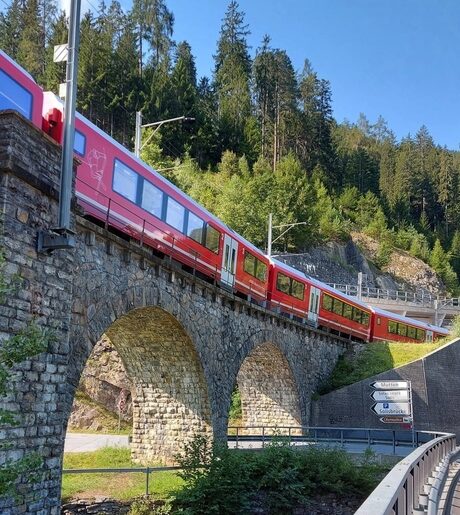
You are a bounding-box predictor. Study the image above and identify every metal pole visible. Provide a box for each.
[267,213,272,257]
[357,272,363,300]
[134,111,142,157]
[58,0,81,231]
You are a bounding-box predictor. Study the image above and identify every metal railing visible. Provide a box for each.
[355,432,457,515]
[227,425,447,454]
[326,283,460,309]
[63,465,182,496]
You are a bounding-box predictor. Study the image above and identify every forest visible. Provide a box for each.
[2,0,460,292]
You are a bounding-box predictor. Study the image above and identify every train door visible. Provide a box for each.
[426,330,433,342]
[308,286,321,326]
[221,234,238,289]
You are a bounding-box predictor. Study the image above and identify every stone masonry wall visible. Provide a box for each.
[0,112,350,514]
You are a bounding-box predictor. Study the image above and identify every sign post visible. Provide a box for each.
[370,380,414,445]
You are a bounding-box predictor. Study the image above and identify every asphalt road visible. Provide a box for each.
[64,432,414,458]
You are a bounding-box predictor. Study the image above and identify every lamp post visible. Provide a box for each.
[134,112,195,157]
[267,213,308,257]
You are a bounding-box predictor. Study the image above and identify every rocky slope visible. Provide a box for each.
[68,234,446,433]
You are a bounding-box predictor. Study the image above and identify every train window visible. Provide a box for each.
[343,303,353,320]
[255,259,267,282]
[0,69,33,120]
[416,329,425,341]
[113,159,138,203]
[166,196,185,232]
[407,326,417,339]
[73,130,86,156]
[276,273,290,295]
[352,308,362,324]
[388,321,398,334]
[332,298,343,316]
[141,180,163,218]
[398,323,407,337]
[244,252,256,277]
[377,317,381,325]
[291,279,304,300]
[205,225,220,253]
[187,211,205,244]
[322,294,333,311]
[361,312,370,326]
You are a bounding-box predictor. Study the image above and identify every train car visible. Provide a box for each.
[42,92,269,304]
[371,307,449,343]
[0,50,44,128]
[314,279,373,342]
[267,258,312,323]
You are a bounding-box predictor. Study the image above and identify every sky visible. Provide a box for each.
[66,0,460,149]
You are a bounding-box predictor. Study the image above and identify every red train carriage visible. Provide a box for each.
[42,92,269,303]
[371,307,448,343]
[0,50,43,128]
[315,281,373,342]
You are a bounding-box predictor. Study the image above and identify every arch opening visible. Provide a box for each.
[236,342,302,436]
[70,306,212,465]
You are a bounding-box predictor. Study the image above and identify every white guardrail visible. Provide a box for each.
[355,432,457,515]
[326,284,460,309]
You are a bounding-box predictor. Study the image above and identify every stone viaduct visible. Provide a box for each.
[0,112,351,514]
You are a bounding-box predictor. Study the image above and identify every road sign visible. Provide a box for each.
[371,390,409,402]
[371,402,411,416]
[380,416,405,423]
[370,380,409,390]
[53,44,68,63]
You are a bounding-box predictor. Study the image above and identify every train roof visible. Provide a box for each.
[0,50,37,83]
[42,92,265,257]
[371,306,449,333]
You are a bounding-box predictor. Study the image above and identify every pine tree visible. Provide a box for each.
[214,0,251,154]
[17,0,43,79]
[0,0,26,59]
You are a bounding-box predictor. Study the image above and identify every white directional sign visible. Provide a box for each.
[370,381,409,390]
[371,402,411,416]
[371,390,409,402]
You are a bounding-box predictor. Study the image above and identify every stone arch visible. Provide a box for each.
[236,341,302,435]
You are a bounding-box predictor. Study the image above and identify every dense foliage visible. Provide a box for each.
[165,435,384,514]
[2,0,460,290]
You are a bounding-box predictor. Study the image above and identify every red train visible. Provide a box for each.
[0,50,449,344]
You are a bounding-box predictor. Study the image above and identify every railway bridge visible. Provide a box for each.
[0,112,352,514]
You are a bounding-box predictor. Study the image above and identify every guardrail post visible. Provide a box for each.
[340,429,343,445]
[367,429,371,447]
[236,426,239,449]
[393,431,396,455]
[146,466,150,495]
[262,426,265,448]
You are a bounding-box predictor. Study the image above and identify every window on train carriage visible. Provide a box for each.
[332,298,343,316]
[416,329,426,341]
[407,326,417,339]
[243,252,256,277]
[291,279,304,300]
[73,130,86,156]
[0,69,33,120]
[398,323,408,337]
[342,303,353,320]
[352,307,363,324]
[276,272,290,295]
[322,294,333,311]
[255,259,267,282]
[205,224,220,253]
[166,196,185,232]
[361,312,370,326]
[377,317,381,325]
[113,159,138,203]
[388,320,398,334]
[141,180,163,218]
[187,211,205,244]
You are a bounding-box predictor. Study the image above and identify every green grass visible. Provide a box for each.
[318,339,448,395]
[62,447,183,502]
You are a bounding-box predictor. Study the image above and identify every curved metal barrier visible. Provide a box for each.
[355,432,456,515]
[227,426,447,454]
